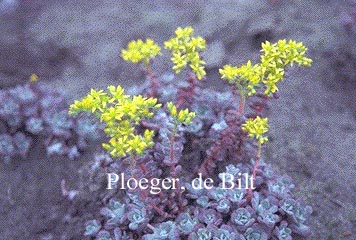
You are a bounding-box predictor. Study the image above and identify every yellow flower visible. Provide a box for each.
[69,85,161,159]
[219,61,262,96]
[164,26,206,80]
[30,73,39,83]
[242,116,269,144]
[167,101,196,125]
[219,65,239,82]
[121,39,161,65]
[221,39,312,97]
[260,39,312,95]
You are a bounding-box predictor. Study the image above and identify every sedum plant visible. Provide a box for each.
[259,40,313,95]
[121,39,162,98]
[166,101,196,126]
[166,101,196,175]
[121,26,206,104]
[219,39,312,115]
[0,80,100,163]
[242,116,269,145]
[166,101,196,140]
[121,39,161,66]
[69,85,161,168]
[164,26,207,80]
[242,116,269,199]
[67,27,313,239]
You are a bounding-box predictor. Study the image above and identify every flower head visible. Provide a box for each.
[260,39,312,95]
[219,61,262,96]
[167,101,196,125]
[121,39,161,65]
[30,73,39,83]
[242,116,269,144]
[164,26,206,80]
[220,39,312,96]
[69,85,161,158]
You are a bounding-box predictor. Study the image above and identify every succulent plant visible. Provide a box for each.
[164,26,206,80]
[69,85,161,169]
[96,230,114,240]
[274,221,292,240]
[215,199,231,214]
[176,213,199,235]
[189,227,213,240]
[25,117,44,134]
[121,39,161,66]
[127,207,150,231]
[231,207,255,231]
[0,82,101,163]
[212,225,242,240]
[227,188,246,205]
[196,208,222,226]
[208,187,227,202]
[0,134,15,163]
[12,132,32,158]
[100,199,127,227]
[142,221,179,240]
[84,157,312,239]
[69,27,313,240]
[244,225,268,240]
[84,220,101,236]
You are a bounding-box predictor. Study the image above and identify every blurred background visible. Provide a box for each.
[0,0,355,239]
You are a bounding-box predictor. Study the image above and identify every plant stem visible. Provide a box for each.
[247,142,261,201]
[147,223,155,231]
[130,155,137,171]
[176,72,198,108]
[238,92,246,116]
[170,123,178,176]
[145,64,159,98]
[252,142,262,180]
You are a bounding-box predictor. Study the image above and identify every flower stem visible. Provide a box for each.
[247,142,261,201]
[130,155,137,171]
[238,92,246,116]
[176,72,198,108]
[147,223,155,231]
[170,123,178,175]
[252,142,262,180]
[145,63,159,98]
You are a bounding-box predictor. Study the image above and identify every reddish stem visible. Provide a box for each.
[169,125,177,176]
[198,144,219,176]
[130,155,137,171]
[176,72,199,109]
[145,65,159,98]
[238,93,246,116]
[150,203,175,218]
[139,163,148,174]
[247,142,261,201]
[147,223,155,231]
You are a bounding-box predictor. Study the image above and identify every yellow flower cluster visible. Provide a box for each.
[260,39,312,95]
[166,101,196,125]
[219,61,262,96]
[30,73,39,83]
[69,85,161,157]
[219,39,312,96]
[242,116,269,144]
[164,26,206,80]
[121,39,161,66]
